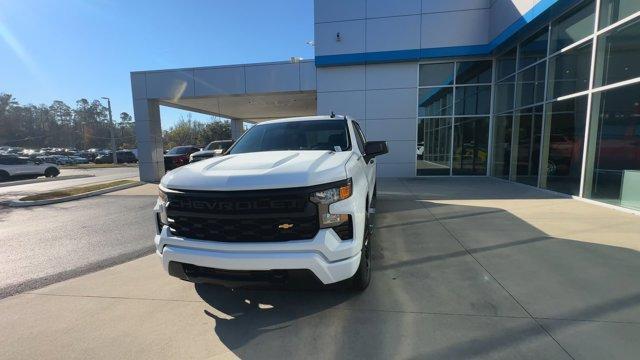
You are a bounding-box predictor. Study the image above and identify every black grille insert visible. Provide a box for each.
[165,185,325,242]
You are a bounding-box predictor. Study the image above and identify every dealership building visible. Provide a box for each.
[131,0,640,212]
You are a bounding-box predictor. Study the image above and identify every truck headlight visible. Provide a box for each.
[158,189,169,227]
[310,179,351,228]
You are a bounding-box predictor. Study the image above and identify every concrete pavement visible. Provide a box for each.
[1,178,639,359]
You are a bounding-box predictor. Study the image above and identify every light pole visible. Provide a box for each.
[101,97,118,165]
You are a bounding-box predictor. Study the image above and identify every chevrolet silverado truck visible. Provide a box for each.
[154,115,388,290]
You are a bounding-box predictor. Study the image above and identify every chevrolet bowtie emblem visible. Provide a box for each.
[278,223,294,229]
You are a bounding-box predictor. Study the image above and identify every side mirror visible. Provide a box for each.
[363,141,388,162]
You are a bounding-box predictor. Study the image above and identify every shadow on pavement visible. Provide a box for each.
[191,178,640,359]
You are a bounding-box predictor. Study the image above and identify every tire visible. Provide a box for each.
[547,160,557,176]
[0,170,9,182]
[44,167,60,178]
[351,199,373,291]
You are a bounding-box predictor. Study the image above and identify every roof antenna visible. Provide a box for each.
[330,111,335,118]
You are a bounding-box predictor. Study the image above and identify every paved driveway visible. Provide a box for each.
[0,166,139,202]
[1,178,639,359]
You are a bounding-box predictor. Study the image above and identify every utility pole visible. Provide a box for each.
[102,97,117,165]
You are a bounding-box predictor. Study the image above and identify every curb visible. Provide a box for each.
[0,174,95,188]
[5,181,144,207]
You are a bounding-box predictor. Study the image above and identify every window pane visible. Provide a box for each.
[594,17,640,87]
[518,28,549,69]
[417,117,452,176]
[492,114,513,179]
[419,87,453,116]
[495,76,515,113]
[549,0,595,53]
[544,96,587,195]
[587,82,640,209]
[496,47,517,79]
[454,85,491,115]
[515,106,544,186]
[419,63,454,86]
[599,0,640,29]
[516,61,546,107]
[456,60,492,84]
[452,117,489,175]
[547,41,592,99]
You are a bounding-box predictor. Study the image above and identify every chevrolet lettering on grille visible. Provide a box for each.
[173,198,299,211]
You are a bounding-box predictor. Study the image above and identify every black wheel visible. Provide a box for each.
[547,160,557,176]
[351,200,373,291]
[0,170,9,182]
[44,167,59,178]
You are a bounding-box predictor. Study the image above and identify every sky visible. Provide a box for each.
[0,0,314,129]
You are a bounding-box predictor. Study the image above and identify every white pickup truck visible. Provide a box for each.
[154,115,388,290]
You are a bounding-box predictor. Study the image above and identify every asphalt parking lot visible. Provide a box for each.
[0,166,139,202]
[1,178,639,359]
[0,184,156,298]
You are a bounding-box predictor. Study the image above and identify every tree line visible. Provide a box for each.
[0,93,232,151]
[0,93,135,150]
[162,113,232,150]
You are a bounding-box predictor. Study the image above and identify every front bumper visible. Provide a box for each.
[154,225,361,285]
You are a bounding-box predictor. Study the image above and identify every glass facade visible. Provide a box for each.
[415,0,640,211]
[544,96,587,195]
[417,61,492,176]
[585,82,640,209]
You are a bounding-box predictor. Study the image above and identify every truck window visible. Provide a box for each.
[228,120,351,154]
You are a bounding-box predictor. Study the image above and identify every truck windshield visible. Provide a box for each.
[228,120,351,154]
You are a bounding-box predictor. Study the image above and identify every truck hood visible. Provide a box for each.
[161,150,352,191]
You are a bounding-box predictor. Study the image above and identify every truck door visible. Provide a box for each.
[352,121,376,198]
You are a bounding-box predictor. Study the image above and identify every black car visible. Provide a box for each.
[189,140,233,163]
[164,146,200,170]
[94,150,138,164]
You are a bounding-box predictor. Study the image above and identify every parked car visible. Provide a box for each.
[164,146,200,170]
[69,156,90,164]
[0,154,60,181]
[154,115,388,290]
[189,140,233,163]
[48,155,72,165]
[94,150,138,164]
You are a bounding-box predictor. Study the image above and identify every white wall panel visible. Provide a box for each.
[317,91,365,119]
[314,0,365,23]
[315,20,366,56]
[421,0,490,14]
[421,9,490,48]
[300,61,317,91]
[131,73,147,100]
[317,66,365,92]
[245,63,299,93]
[366,118,416,141]
[194,66,245,96]
[366,88,417,119]
[365,63,417,90]
[145,70,195,100]
[376,140,416,164]
[366,0,420,18]
[366,15,421,53]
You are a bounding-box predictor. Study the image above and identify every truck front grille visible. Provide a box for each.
[165,187,320,242]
